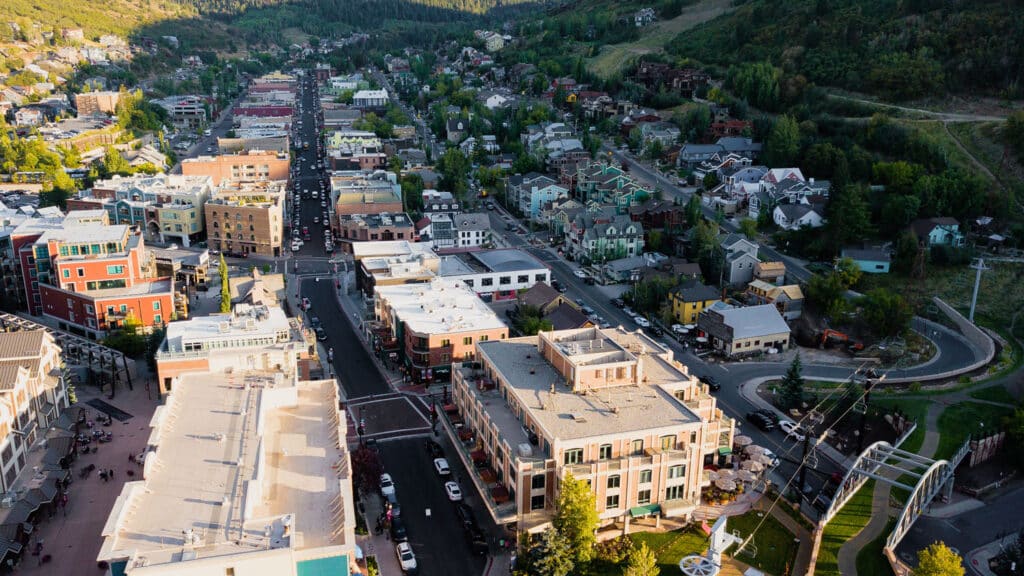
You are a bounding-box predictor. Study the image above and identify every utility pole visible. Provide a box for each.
[798,432,811,498]
[968,258,990,322]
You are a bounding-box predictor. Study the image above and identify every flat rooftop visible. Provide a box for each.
[163,304,292,352]
[351,240,435,260]
[36,222,128,245]
[376,278,507,335]
[476,331,699,441]
[84,278,174,299]
[99,372,349,567]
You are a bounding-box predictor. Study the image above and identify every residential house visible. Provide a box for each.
[670,281,721,324]
[447,117,469,143]
[14,108,44,127]
[629,199,687,232]
[601,255,646,283]
[753,261,786,284]
[773,203,825,230]
[566,207,645,264]
[508,173,569,220]
[716,137,762,159]
[910,217,965,247]
[575,161,653,211]
[841,247,892,274]
[639,122,681,149]
[677,144,725,168]
[635,7,657,26]
[745,281,804,320]
[698,303,791,357]
[719,233,760,286]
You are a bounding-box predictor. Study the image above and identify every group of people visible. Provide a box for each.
[98,468,116,482]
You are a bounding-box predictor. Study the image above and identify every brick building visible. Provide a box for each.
[181,150,291,186]
[204,180,286,257]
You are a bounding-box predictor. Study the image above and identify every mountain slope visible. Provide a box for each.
[666,0,1024,100]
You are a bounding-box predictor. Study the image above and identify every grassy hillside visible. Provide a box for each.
[666,0,1024,101]
[0,0,198,40]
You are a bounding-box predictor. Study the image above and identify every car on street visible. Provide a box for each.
[424,439,444,458]
[390,517,408,542]
[762,448,781,468]
[433,457,451,476]
[444,481,463,501]
[573,269,587,279]
[753,408,780,426]
[700,375,721,391]
[396,542,417,573]
[745,411,776,432]
[550,280,566,293]
[779,419,807,442]
[315,327,327,341]
[379,473,396,497]
[466,527,488,555]
[611,297,625,308]
[634,317,651,328]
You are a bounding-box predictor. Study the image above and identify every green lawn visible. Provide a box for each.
[871,399,929,454]
[969,385,1019,405]
[855,518,897,576]
[588,527,710,575]
[724,510,800,576]
[817,480,876,576]
[935,401,1015,459]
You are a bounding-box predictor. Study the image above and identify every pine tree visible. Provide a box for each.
[779,353,805,410]
[622,542,659,576]
[534,528,574,576]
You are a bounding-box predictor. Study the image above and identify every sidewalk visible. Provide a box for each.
[966,533,1017,576]
[357,493,404,576]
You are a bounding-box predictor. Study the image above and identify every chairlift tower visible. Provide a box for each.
[968,258,990,322]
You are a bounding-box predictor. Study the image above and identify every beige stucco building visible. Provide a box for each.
[448,327,734,532]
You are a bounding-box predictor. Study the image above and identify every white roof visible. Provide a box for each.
[376,278,507,335]
[163,304,292,352]
[353,89,388,99]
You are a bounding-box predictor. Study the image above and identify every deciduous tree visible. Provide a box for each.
[553,472,598,563]
[915,542,964,576]
[764,115,800,167]
[860,288,912,337]
[219,254,231,313]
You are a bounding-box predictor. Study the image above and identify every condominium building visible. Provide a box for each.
[448,327,734,530]
[155,303,307,395]
[352,89,388,108]
[373,278,509,384]
[204,180,286,257]
[13,212,176,337]
[0,330,71,491]
[98,369,355,575]
[152,95,208,130]
[331,170,403,217]
[337,212,415,244]
[75,90,121,116]
[69,174,214,247]
[1,205,63,311]
[181,150,291,186]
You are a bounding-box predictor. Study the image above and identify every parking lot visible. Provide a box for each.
[374,437,495,575]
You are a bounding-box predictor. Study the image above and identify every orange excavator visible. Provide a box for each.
[819,329,864,353]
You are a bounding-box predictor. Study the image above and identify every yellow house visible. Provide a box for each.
[670,281,721,324]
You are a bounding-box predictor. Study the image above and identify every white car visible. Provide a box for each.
[396,542,417,572]
[433,457,451,476]
[291,243,301,252]
[444,481,463,501]
[379,473,396,497]
[779,420,807,442]
[573,269,587,279]
[762,448,781,468]
[635,317,651,328]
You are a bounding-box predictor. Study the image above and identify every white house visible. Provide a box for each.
[352,89,389,108]
[773,204,825,230]
[483,93,511,110]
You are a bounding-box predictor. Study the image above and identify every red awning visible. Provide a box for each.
[470,450,487,462]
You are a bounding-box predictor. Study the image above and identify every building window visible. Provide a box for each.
[638,489,651,505]
[535,274,546,282]
[499,276,511,285]
[607,475,620,489]
[106,265,124,275]
[77,268,85,277]
[639,469,652,484]
[462,336,473,346]
[668,465,686,479]
[441,339,451,347]
[660,435,675,450]
[599,444,612,460]
[153,301,161,311]
[153,314,162,324]
[518,275,529,283]
[564,449,583,465]
[531,495,545,510]
[532,474,545,490]
[62,269,70,278]
[666,485,684,500]
[631,440,644,455]
[480,335,489,342]
[481,277,493,287]
[606,495,620,509]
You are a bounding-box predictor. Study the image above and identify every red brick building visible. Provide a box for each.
[13,212,175,339]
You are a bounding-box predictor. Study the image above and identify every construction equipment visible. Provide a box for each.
[819,329,864,353]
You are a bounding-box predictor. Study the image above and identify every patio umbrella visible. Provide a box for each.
[744,445,766,456]
[715,478,737,492]
[708,471,720,482]
[752,453,774,466]
[736,470,758,483]
[733,435,753,447]
[741,459,765,473]
[716,468,736,480]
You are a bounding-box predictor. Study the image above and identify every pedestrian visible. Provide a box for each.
[110,468,115,480]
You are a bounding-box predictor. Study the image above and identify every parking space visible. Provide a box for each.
[375,438,491,575]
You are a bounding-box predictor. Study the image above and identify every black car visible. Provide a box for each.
[466,527,489,555]
[315,327,327,341]
[309,316,322,329]
[754,408,780,425]
[454,503,477,531]
[611,297,625,308]
[701,375,721,391]
[551,280,566,293]
[424,439,444,458]
[390,517,408,542]
[648,326,664,337]
[745,411,776,432]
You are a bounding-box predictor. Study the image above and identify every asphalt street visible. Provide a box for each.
[376,438,492,576]
[289,74,334,258]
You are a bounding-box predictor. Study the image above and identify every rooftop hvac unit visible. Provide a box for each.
[517,443,533,457]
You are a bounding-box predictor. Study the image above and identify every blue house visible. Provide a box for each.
[910,217,965,247]
[841,247,891,274]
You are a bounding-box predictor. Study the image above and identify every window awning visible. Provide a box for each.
[718,447,732,455]
[628,504,661,518]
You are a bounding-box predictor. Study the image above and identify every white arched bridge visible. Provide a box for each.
[818,439,972,574]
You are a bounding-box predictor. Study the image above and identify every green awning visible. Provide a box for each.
[109,561,128,576]
[296,555,350,576]
[718,447,732,455]
[629,504,662,518]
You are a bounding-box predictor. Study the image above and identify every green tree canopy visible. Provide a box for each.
[764,115,800,167]
[553,472,598,564]
[859,288,912,338]
[623,541,659,576]
[219,254,231,313]
[533,528,574,576]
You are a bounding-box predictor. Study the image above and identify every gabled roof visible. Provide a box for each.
[519,282,561,309]
[544,302,592,330]
[0,330,46,361]
[910,217,960,238]
[841,247,891,262]
[713,304,790,339]
[673,281,720,303]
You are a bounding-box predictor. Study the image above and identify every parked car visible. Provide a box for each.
[466,527,489,555]
[390,517,408,542]
[573,269,587,279]
[454,503,476,530]
[379,473,396,496]
[433,457,451,476]
[700,375,721,391]
[396,542,417,573]
[754,409,780,426]
[444,481,463,501]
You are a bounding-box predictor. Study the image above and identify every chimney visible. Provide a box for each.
[809,177,815,185]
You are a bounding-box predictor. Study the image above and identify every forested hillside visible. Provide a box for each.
[668,0,1024,100]
[0,0,197,39]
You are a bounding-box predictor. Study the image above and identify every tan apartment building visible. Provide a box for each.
[448,327,734,532]
[0,330,71,491]
[332,170,403,217]
[182,150,291,186]
[374,278,509,384]
[75,91,121,116]
[204,180,285,257]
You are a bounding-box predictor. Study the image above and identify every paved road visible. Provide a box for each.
[377,438,491,576]
[289,74,334,258]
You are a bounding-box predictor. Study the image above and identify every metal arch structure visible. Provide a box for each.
[885,440,972,552]
[821,441,898,526]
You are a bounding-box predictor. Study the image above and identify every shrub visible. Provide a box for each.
[594,536,634,564]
